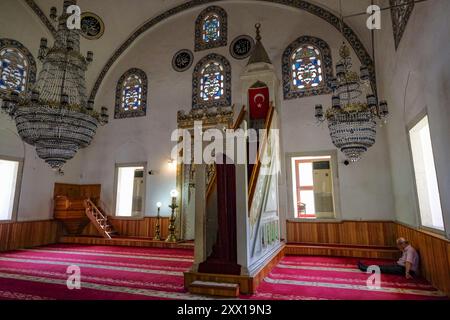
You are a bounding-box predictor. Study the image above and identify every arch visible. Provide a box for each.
[192,53,231,109]
[0,39,37,96]
[24,0,57,37]
[194,5,228,52]
[114,68,148,119]
[87,0,376,101]
[282,36,333,99]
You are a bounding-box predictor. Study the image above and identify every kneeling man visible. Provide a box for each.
[358,238,419,279]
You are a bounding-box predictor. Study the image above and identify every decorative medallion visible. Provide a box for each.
[172,49,194,72]
[390,0,415,50]
[230,35,254,60]
[80,12,105,40]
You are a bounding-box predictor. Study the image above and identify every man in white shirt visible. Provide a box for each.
[358,238,419,279]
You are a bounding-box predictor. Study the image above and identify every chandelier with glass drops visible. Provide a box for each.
[314,42,389,162]
[1,0,108,172]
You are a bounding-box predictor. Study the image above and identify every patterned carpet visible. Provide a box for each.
[0,244,446,300]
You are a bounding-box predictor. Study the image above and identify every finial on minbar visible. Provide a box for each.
[255,23,262,41]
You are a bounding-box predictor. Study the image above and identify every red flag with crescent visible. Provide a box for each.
[248,86,270,120]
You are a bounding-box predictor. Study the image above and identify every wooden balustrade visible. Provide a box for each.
[85,199,117,239]
[82,216,169,239]
[248,103,275,209]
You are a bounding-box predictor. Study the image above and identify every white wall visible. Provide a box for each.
[0,0,398,222]
[0,0,82,221]
[85,2,395,220]
[376,0,450,237]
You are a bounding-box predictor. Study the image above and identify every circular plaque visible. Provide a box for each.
[230,35,254,60]
[172,49,194,72]
[80,12,105,40]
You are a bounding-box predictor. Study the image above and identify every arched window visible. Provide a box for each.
[0,39,36,95]
[282,36,333,100]
[192,53,231,109]
[114,68,147,119]
[195,6,227,52]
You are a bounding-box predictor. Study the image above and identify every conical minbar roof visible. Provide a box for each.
[247,23,272,65]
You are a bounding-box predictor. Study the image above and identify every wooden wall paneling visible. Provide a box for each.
[53,183,101,200]
[395,223,450,296]
[0,220,61,252]
[286,220,396,247]
[286,220,450,296]
[81,217,170,239]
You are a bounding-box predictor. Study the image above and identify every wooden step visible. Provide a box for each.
[286,243,399,259]
[59,235,194,249]
[189,281,239,297]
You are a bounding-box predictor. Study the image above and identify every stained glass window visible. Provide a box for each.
[114,68,147,119]
[200,62,224,101]
[192,53,231,109]
[291,46,323,90]
[121,74,143,111]
[0,48,29,93]
[202,15,220,43]
[282,36,333,99]
[195,6,227,51]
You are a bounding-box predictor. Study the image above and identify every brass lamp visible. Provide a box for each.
[153,202,162,240]
[166,189,178,243]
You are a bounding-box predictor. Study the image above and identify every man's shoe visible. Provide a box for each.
[357,261,367,271]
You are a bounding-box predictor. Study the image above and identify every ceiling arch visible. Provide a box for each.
[24,0,57,37]
[24,0,376,100]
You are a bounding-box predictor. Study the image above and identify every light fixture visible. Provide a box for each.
[1,0,108,172]
[154,201,162,240]
[170,189,179,199]
[167,189,179,243]
[167,158,176,170]
[314,2,388,162]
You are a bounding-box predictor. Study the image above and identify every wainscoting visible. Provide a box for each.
[286,220,397,246]
[395,223,450,296]
[286,220,450,296]
[82,217,169,239]
[0,220,60,251]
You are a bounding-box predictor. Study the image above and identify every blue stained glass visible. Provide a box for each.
[200,62,224,101]
[121,75,143,111]
[291,46,323,90]
[202,15,220,42]
[0,48,28,93]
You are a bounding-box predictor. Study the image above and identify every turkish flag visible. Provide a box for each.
[249,86,270,120]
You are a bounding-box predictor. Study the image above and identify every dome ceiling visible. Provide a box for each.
[31,0,386,96]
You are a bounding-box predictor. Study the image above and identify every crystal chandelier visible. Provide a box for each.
[314,42,388,162]
[1,0,108,171]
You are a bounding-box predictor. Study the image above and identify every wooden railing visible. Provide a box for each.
[84,199,116,239]
[248,103,275,209]
[232,105,247,130]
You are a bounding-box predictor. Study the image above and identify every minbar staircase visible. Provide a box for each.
[84,199,118,239]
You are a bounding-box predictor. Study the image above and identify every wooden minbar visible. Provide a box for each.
[53,183,101,235]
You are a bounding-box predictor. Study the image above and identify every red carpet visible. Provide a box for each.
[249,256,447,300]
[0,244,446,300]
